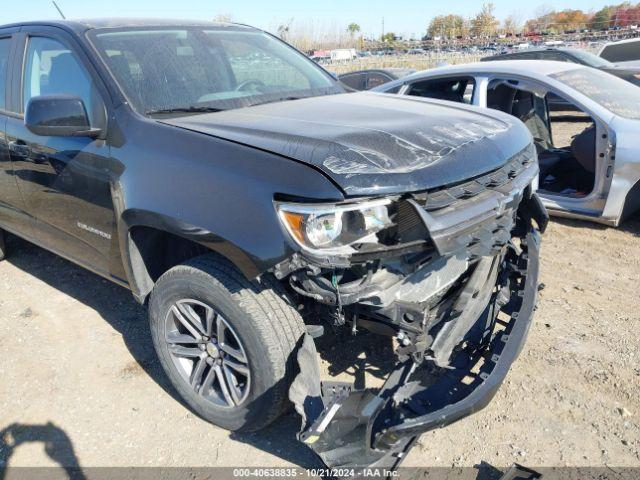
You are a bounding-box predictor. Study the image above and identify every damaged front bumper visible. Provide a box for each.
[288,194,545,470]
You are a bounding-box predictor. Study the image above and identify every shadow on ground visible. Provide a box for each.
[0,419,517,479]
[0,422,85,479]
[2,235,385,469]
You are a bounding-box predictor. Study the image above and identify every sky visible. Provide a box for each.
[1,0,620,39]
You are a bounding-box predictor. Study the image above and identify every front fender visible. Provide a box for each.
[603,118,640,224]
[109,111,346,300]
[119,209,262,297]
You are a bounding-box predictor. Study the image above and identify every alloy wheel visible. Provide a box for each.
[164,299,251,408]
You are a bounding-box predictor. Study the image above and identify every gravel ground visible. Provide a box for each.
[0,214,639,471]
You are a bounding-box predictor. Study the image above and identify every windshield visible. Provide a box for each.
[568,49,613,68]
[89,26,342,115]
[551,68,640,120]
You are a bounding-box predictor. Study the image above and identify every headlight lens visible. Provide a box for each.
[305,212,343,247]
[277,199,393,254]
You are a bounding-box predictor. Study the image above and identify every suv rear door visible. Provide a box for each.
[6,26,122,279]
[0,27,30,237]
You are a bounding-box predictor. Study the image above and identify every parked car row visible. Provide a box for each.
[482,47,640,87]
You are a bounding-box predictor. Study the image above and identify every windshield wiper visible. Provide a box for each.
[248,96,302,108]
[145,106,225,116]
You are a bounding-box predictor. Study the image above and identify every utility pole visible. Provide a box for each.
[382,17,385,42]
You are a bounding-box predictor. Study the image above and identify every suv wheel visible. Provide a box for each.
[148,254,305,432]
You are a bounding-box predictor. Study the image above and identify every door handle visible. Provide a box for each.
[8,141,31,159]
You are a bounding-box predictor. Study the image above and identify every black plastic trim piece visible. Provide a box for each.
[375,230,540,447]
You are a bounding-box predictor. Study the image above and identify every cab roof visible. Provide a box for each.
[0,18,255,34]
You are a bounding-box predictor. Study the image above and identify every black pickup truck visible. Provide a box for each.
[0,19,547,470]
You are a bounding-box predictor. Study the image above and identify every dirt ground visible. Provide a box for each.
[0,213,639,471]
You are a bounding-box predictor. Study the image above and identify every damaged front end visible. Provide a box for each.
[273,144,548,470]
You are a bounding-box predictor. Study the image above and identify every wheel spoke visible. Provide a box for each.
[222,365,243,405]
[204,308,216,337]
[216,316,226,342]
[166,332,203,345]
[220,344,247,363]
[199,366,217,395]
[214,365,235,407]
[171,305,203,339]
[190,356,207,388]
[224,357,250,376]
[169,345,202,358]
[180,302,205,332]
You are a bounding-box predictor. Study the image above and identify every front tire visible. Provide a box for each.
[0,229,6,261]
[148,254,305,432]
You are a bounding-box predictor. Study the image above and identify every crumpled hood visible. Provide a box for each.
[161,92,532,196]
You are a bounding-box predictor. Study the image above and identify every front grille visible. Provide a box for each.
[396,199,429,243]
[413,144,537,212]
[407,144,538,259]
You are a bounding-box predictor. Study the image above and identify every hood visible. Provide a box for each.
[161,92,532,196]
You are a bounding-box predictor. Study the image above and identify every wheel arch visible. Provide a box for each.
[119,209,262,303]
[621,177,640,224]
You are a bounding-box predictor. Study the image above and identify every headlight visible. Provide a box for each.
[277,198,393,254]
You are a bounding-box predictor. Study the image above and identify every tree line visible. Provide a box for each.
[426,2,640,39]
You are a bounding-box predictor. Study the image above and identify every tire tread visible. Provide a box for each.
[150,253,305,430]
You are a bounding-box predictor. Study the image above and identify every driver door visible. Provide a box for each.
[6,27,119,276]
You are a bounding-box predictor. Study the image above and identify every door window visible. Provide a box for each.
[408,77,475,104]
[384,84,402,94]
[365,73,393,89]
[600,41,640,63]
[22,37,96,122]
[510,52,538,60]
[543,51,571,62]
[0,38,11,111]
[339,73,365,90]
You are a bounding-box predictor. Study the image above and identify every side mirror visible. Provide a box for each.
[25,94,101,138]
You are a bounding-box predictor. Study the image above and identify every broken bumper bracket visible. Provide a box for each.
[293,228,541,470]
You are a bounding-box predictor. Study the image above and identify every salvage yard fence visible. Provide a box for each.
[323,53,486,74]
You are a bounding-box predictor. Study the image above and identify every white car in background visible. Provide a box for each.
[373,60,640,226]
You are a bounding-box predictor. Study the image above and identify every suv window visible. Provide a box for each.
[543,51,571,62]
[23,37,96,120]
[384,84,402,94]
[510,52,538,60]
[600,41,640,63]
[0,38,11,111]
[366,73,392,89]
[408,77,475,104]
[339,73,365,90]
